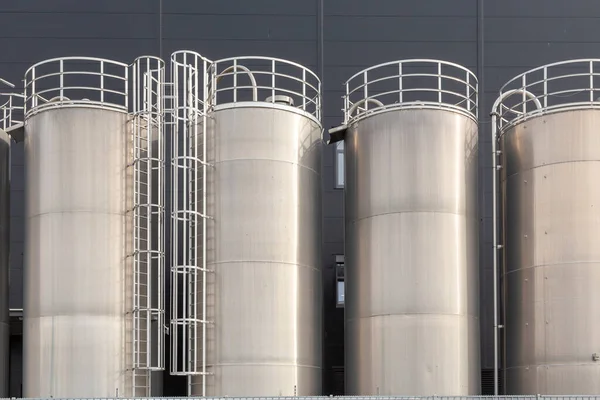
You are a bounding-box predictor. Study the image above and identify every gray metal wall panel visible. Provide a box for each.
[3,0,600,395]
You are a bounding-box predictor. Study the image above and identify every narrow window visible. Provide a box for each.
[336,255,345,308]
[335,141,344,188]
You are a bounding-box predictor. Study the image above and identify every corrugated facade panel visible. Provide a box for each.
[3,0,600,395]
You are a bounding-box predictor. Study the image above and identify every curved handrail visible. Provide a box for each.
[214,64,258,101]
[496,59,600,131]
[343,59,478,124]
[347,98,385,119]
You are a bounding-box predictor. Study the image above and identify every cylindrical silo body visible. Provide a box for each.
[23,107,130,397]
[501,109,600,394]
[22,57,166,398]
[190,104,322,396]
[0,127,9,397]
[344,108,480,395]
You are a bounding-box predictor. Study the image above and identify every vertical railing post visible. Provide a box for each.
[438,62,442,103]
[466,71,471,113]
[363,70,368,113]
[233,58,237,103]
[522,74,527,115]
[590,60,595,103]
[100,60,104,104]
[272,59,276,102]
[398,62,403,104]
[59,60,64,102]
[302,68,306,112]
[543,66,548,109]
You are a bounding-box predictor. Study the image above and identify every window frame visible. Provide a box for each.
[334,141,344,189]
[335,255,345,308]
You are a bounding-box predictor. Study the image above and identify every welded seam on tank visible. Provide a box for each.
[503,159,600,179]
[213,362,321,369]
[214,159,320,175]
[504,260,600,275]
[207,260,319,273]
[28,210,125,218]
[348,104,478,126]
[26,103,128,119]
[213,102,322,127]
[506,362,600,369]
[347,313,479,320]
[351,210,471,223]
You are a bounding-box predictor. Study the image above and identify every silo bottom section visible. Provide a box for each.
[506,365,600,395]
[197,261,321,396]
[23,316,124,397]
[200,365,320,396]
[346,315,480,396]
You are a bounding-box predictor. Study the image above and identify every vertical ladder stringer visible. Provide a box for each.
[170,53,214,398]
[129,57,166,397]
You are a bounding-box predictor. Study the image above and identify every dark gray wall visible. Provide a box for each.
[3,0,600,395]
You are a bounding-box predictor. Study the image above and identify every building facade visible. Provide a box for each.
[2,0,600,395]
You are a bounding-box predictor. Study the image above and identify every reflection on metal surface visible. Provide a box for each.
[22,57,165,398]
[192,106,322,397]
[500,110,600,394]
[168,52,323,396]
[344,109,480,396]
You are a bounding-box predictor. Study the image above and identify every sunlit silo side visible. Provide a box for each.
[331,60,480,396]
[22,56,165,398]
[493,59,600,395]
[169,52,322,396]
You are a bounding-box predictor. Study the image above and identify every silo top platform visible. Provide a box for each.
[494,59,600,133]
[342,59,478,125]
[171,51,321,123]
[23,56,164,118]
[211,56,321,121]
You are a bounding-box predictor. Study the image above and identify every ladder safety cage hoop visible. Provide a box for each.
[168,50,213,392]
[342,59,478,125]
[210,55,322,122]
[129,55,167,383]
[23,56,129,118]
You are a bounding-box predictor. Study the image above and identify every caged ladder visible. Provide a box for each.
[129,56,166,396]
[169,51,214,397]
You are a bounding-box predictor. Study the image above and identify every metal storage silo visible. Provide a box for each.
[492,59,600,394]
[169,52,323,396]
[329,60,480,395]
[22,56,165,398]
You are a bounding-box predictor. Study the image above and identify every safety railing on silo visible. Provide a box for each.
[168,50,213,397]
[209,56,321,122]
[493,58,600,131]
[0,78,24,132]
[129,56,167,396]
[342,59,478,125]
[23,56,129,117]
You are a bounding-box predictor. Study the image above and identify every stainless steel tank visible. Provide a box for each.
[496,59,600,394]
[170,55,323,396]
[22,57,165,398]
[23,107,129,397]
[338,60,480,395]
